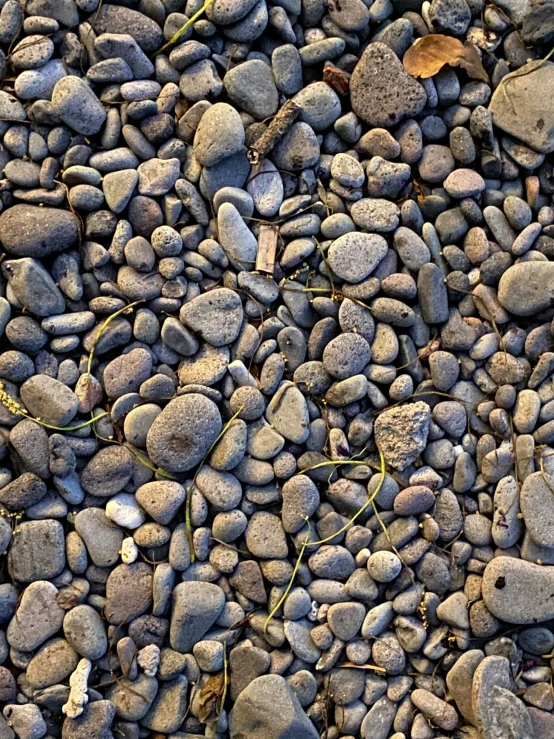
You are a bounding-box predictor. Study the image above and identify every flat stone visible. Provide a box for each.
[0,205,79,258]
[74,507,124,568]
[9,520,65,583]
[105,563,153,625]
[106,674,158,722]
[498,261,554,316]
[92,5,163,51]
[146,394,222,473]
[7,580,64,652]
[181,288,243,346]
[245,512,288,558]
[445,649,484,724]
[61,699,116,739]
[472,656,532,738]
[482,556,554,624]
[224,60,279,120]
[3,258,65,317]
[26,638,78,689]
[140,675,188,733]
[170,582,225,653]
[266,382,310,444]
[520,471,554,547]
[80,446,134,497]
[229,675,319,739]
[350,42,426,127]
[490,60,554,153]
[20,375,78,427]
[63,604,108,660]
[51,76,106,135]
[193,102,245,167]
[328,233,388,283]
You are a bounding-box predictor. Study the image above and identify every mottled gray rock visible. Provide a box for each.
[498,261,554,316]
[328,233,388,283]
[181,288,243,346]
[490,60,554,153]
[225,59,279,120]
[74,507,123,568]
[20,375,78,427]
[350,43,426,127]
[483,557,554,624]
[0,205,79,258]
[7,580,64,652]
[170,581,225,653]
[374,402,430,470]
[9,520,64,582]
[230,675,319,739]
[51,76,106,135]
[146,394,222,473]
[105,563,153,625]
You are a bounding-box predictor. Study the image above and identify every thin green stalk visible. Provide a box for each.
[0,380,108,431]
[153,0,215,56]
[264,446,387,632]
[264,518,312,632]
[86,300,143,379]
[186,405,245,562]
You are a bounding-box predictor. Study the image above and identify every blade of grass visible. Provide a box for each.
[153,0,215,56]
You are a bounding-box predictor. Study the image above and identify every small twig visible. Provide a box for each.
[255,223,279,275]
[247,100,301,164]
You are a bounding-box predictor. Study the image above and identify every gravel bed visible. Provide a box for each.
[0,0,551,737]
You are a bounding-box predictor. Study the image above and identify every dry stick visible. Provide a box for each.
[255,223,279,274]
[247,100,301,165]
[264,445,387,633]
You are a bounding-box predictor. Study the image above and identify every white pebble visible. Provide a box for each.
[106,493,145,529]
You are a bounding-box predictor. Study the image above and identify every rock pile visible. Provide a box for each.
[0,0,551,736]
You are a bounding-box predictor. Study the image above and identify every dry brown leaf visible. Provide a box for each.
[56,589,80,610]
[403,35,489,83]
[197,672,225,723]
[454,41,490,83]
[403,34,464,79]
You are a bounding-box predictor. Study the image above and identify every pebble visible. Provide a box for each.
[350,43,426,127]
[146,394,222,473]
[51,77,106,135]
[483,557,554,623]
[170,581,225,653]
[327,232,388,283]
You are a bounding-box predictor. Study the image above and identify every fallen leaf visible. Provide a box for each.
[455,41,490,83]
[403,34,464,79]
[403,34,489,83]
[56,589,80,610]
[197,672,225,723]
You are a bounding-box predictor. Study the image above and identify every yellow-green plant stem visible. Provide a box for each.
[264,446,387,632]
[0,380,109,432]
[153,0,215,56]
[86,300,143,379]
[264,518,312,633]
[186,406,245,562]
